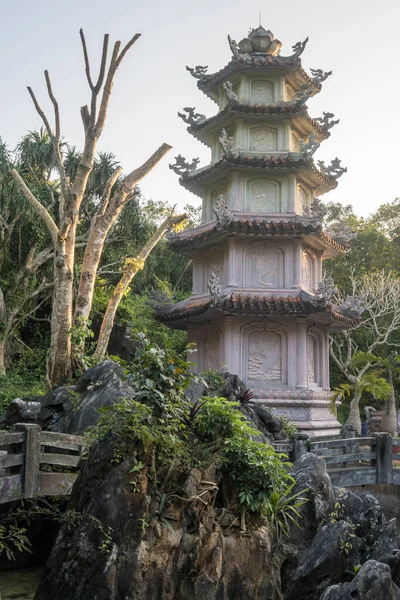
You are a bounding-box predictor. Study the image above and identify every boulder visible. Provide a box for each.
[34,438,285,600]
[284,520,359,600]
[0,398,41,426]
[321,560,400,600]
[41,361,136,434]
[289,453,334,545]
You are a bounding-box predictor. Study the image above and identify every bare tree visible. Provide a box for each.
[93,211,187,360]
[10,31,171,386]
[330,271,400,432]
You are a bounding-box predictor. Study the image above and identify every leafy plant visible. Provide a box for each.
[232,384,255,406]
[264,484,307,538]
[0,524,31,560]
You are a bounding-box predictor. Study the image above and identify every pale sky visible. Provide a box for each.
[1,0,399,217]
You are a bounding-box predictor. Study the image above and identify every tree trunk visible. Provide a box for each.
[380,369,397,435]
[47,237,74,386]
[74,144,171,328]
[93,213,186,361]
[345,389,362,435]
[0,339,6,376]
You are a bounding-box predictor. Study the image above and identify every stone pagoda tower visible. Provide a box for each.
[157,26,357,436]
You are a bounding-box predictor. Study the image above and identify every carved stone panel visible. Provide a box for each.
[204,246,224,291]
[248,330,282,382]
[245,242,283,288]
[248,179,279,213]
[212,183,228,212]
[296,184,307,215]
[249,126,277,152]
[251,80,274,104]
[307,335,317,384]
[302,251,313,292]
[204,330,220,371]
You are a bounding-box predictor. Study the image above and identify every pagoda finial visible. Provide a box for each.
[228,27,282,59]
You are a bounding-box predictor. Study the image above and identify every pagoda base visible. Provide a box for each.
[251,389,341,438]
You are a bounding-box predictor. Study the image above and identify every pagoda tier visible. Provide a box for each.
[187,103,330,148]
[166,216,349,257]
[161,26,351,437]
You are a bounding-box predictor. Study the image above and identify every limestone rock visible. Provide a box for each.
[0,398,41,426]
[320,560,400,600]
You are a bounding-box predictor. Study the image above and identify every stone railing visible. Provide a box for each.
[0,424,85,504]
[273,433,400,488]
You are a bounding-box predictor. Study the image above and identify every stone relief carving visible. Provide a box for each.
[315,277,337,301]
[339,295,365,315]
[186,65,208,79]
[204,331,220,370]
[223,81,239,105]
[207,271,224,299]
[302,251,313,291]
[219,128,235,155]
[300,133,321,157]
[247,243,282,288]
[249,180,278,212]
[251,80,274,104]
[250,125,277,152]
[314,112,340,132]
[296,185,307,214]
[310,68,332,85]
[317,158,347,180]
[177,107,207,126]
[292,85,314,105]
[325,221,357,243]
[307,335,317,384]
[213,194,232,224]
[248,330,282,381]
[169,155,200,175]
[273,408,308,421]
[302,197,328,220]
[207,246,224,275]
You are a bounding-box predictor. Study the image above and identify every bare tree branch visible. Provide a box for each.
[9,169,59,244]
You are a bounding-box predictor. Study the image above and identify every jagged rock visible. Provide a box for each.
[320,560,400,600]
[284,520,359,600]
[0,398,41,426]
[289,453,334,545]
[34,438,285,600]
[41,361,136,434]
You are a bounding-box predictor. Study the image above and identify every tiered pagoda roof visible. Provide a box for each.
[179,152,337,197]
[156,291,359,330]
[167,216,349,256]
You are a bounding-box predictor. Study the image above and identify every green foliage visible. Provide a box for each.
[91,284,187,353]
[0,524,31,561]
[0,349,46,414]
[264,484,308,538]
[279,415,299,439]
[87,338,299,526]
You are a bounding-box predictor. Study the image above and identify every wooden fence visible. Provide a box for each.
[0,424,85,504]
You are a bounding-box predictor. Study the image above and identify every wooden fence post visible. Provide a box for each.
[375,432,393,484]
[12,423,41,497]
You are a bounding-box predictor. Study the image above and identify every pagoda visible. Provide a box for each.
[157,26,358,436]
